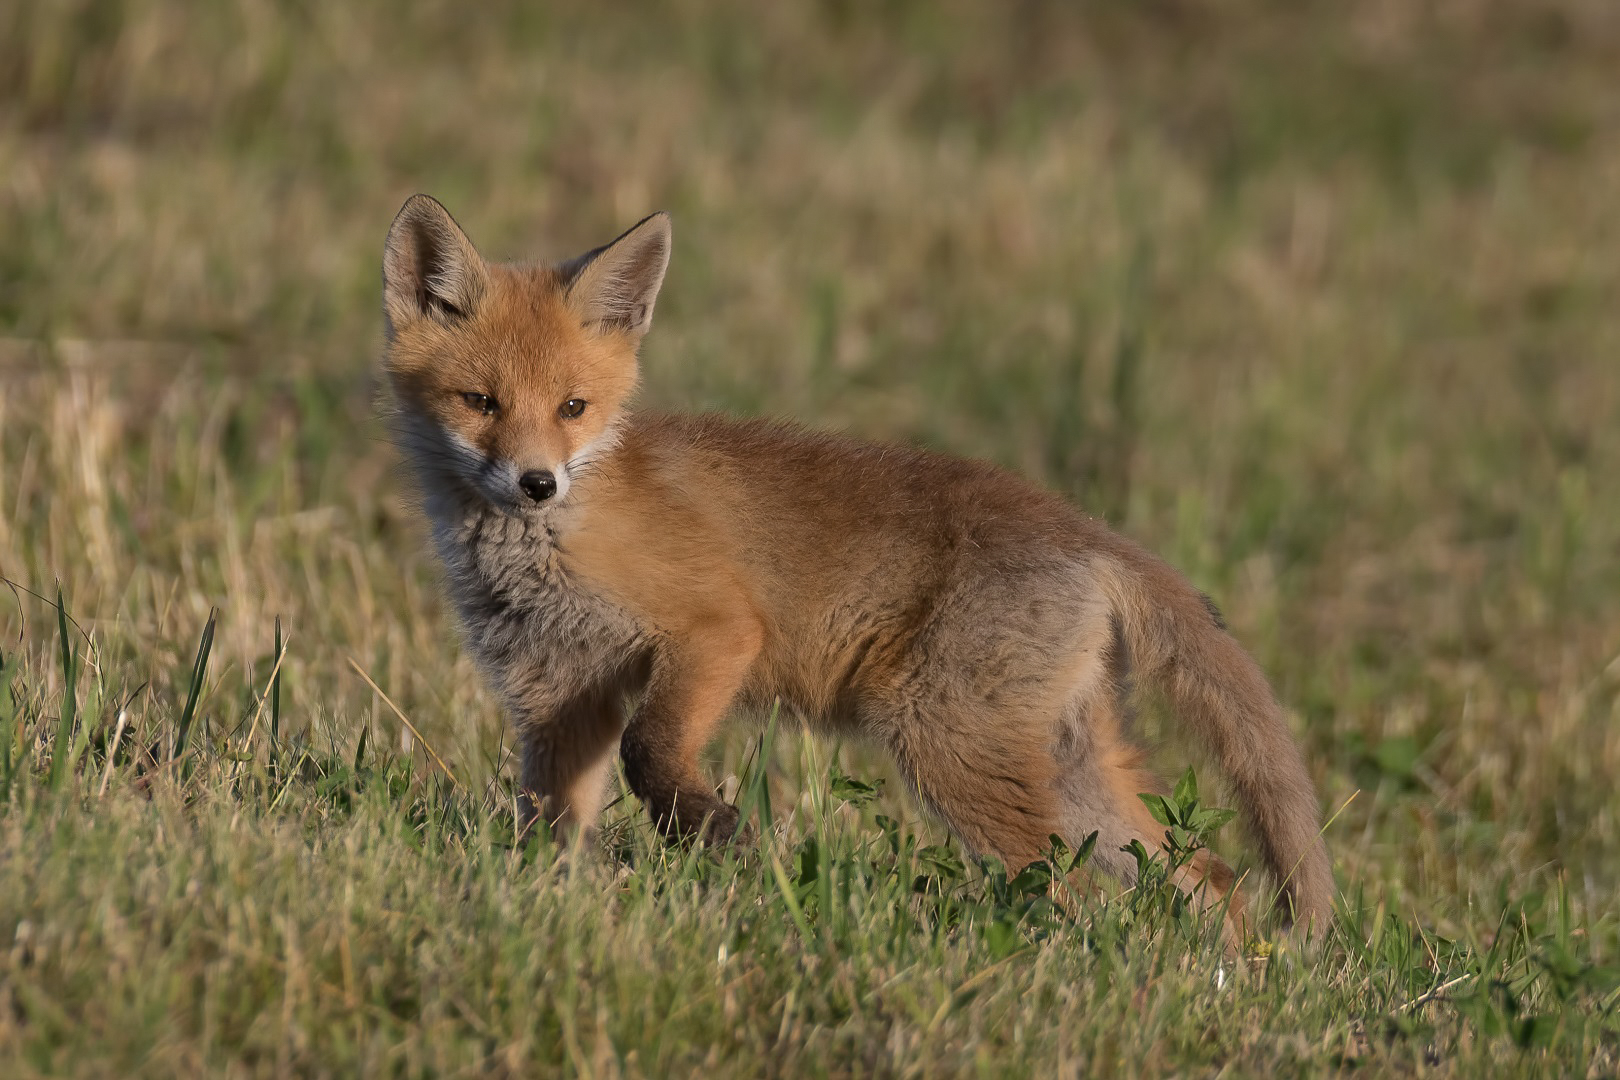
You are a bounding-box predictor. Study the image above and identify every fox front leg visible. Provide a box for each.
[619,627,761,846]
[514,690,625,848]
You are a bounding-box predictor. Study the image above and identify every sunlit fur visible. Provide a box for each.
[384,264,638,517]
[379,196,1335,939]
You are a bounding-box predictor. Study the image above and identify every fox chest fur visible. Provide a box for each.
[430,504,647,719]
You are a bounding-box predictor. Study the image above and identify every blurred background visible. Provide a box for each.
[2,1,1617,925]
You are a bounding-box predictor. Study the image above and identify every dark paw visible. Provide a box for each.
[701,804,754,847]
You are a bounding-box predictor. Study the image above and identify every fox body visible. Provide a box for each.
[380,195,1335,929]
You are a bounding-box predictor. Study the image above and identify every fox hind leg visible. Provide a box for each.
[887,715,1064,872]
[1054,704,1245,936]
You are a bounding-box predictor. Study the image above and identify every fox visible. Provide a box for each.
[379,194,1336,932]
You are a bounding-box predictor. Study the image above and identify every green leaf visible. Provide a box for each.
[916,844,966,886]
[1138,792,1175,828]
[1007,860,1054,899]
[828,762,884,807]
[1172,766,1198,807]
[1191,807,1237,834]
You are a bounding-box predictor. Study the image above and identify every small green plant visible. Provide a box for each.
[1115,768,1242,945]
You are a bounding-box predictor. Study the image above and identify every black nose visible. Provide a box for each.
[518,470,557,503]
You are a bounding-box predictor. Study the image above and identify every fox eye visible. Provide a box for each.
[462,392,499,415]
[559,398,587,419]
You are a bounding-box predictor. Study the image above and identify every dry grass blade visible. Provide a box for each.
[96,705,131,798]
[1395,973,1477,1015]
[346,655,460,787]
[228,634,292,786]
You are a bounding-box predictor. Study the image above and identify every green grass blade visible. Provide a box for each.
[270,615,283,753]
[738,703,779,838]
[0,651,16,798]
[50,587,78,791]
[173,608,217,761]
[769,849,815,946]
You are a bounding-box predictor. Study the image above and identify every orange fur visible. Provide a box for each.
[379,196,1334,932]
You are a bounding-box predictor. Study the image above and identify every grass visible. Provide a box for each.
[2,0,1619,1074]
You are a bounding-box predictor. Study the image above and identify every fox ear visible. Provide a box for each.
[382,195,489,338]
[559,212,672,337]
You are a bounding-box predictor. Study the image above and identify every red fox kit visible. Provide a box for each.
[380,195,1335,930]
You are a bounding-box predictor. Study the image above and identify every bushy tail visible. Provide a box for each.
[1095,545,1335,931]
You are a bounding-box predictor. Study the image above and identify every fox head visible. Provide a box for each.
[380,195,670,514]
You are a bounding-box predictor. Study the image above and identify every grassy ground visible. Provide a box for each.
[3,1,1620,1074]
